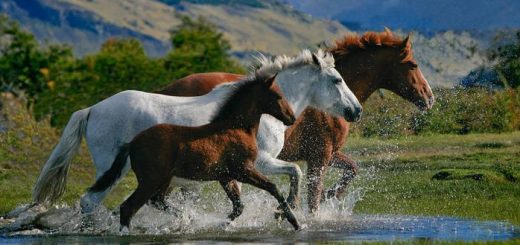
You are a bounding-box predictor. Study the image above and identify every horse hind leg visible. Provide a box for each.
[237,165,300,230]
[148,184,183,216]
[120,183,158,231]
[149,188,169,212]
[219,180,244,221]
[81,157,132,214]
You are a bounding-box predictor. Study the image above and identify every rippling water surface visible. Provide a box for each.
[0,187,518,243]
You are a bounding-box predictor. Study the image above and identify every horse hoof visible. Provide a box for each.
[120,226,130,235]
[286,196,300,210]
[293,223,301,231]
[274,210,286,221]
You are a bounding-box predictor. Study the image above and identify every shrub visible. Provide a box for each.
[0,15,72,104]
[489,31,520,88]
[33,16,246,127]
[34,38,168,126]
[350,88,520,138]
[163,16,244,79]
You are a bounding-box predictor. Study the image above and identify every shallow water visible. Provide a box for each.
[1,215,518,243]
[1,186,518,244]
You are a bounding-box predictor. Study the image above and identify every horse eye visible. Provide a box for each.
[410,62,418,69]
[333,78,342,84]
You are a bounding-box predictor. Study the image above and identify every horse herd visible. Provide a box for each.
[30,29,434,232]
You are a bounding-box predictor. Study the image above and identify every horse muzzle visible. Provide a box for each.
[344,107,362,122]
[283,114,296,126]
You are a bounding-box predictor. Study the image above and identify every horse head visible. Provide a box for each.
[306,50,363,122]
[382,30,435,110]
[330,28,435,111]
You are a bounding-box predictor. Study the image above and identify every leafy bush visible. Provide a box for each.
[489,31,520,88]
[0,15,72,103]
[350,88,520,138]
[0,14,244,127]
[163,16,244,79]
[413,88,517,134]
[34,38,168,126]
[351,92,416,138]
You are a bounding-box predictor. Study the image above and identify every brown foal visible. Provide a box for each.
[156,29,435,213]
[89,74,300,231]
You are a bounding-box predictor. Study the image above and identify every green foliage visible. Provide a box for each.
[164,16,244,79]
[0,14,244,127]
[489,31,520,88]
[0,15,72,103]
[413,88,518,134]
[34,38,168,126]
[350,88,520,138]
[354,92,416,138]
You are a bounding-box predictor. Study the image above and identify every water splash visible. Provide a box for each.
[1,168,518,242]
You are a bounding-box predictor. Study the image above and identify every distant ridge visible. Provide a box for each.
[1,0,489,87]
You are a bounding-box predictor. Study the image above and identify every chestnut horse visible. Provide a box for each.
[90,74,300,231]
[156,29,434,212]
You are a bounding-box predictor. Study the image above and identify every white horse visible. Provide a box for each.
[32,49,362,213]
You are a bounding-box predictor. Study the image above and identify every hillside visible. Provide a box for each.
[1,0,348,56]
[1,0,489,87]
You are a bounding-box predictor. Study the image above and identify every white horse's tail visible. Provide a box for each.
[32,108,91,204]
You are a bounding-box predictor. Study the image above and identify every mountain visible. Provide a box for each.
[283,0,520,32]
[1,0,348,56]
[1,0,491,87]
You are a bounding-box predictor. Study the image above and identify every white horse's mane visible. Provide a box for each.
[209,49,335,101]
[252,49,334,81]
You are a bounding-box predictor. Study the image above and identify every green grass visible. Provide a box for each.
[341,132,520,225]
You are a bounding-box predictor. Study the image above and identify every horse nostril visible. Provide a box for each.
[356,109,363,121]
[428,96,435,108]
[344,108,362,122]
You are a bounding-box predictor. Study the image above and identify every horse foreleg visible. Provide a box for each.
[322,151,358,202]
[219,180,244,220]
[306,149,332,214]
[237,166,300,230]
[255,153,303,209]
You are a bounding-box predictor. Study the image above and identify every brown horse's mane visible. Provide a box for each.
[328,29,413,62]
[210,78,259,123]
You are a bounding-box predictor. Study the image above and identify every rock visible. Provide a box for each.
[35,207,77,230]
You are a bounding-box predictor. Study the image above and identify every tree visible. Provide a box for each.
[489,31,520,88]
[35,38,168,126]
[0,14,72,103]
[163,16,244,79]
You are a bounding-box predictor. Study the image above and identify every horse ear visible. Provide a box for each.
[384,26,392,35]
[265,73,277,88]
[312,53,322,68]
[401,34,412,50]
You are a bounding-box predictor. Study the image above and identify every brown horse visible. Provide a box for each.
[89,74,300,231]
[156,29,435,213]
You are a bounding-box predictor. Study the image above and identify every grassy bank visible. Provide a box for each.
[342,132,520,225]
[1,95,519,226]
